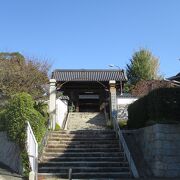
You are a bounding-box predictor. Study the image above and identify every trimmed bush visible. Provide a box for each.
[128,88,180,129]
[147,88,180,122]
[128,95,148,128]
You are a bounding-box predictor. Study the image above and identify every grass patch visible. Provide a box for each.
[119,119,128,128]
[55,123,61,131]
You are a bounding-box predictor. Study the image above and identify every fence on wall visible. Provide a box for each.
[26,121,38,180]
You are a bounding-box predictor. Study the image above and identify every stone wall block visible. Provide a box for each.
[165,170,180,177]
[152,168,166,177]
[153,154,164,161]
[163,156,180,163]
[167,163,180,170]
[133,124,180,177]
[163,141,180,149]
[157,124,180,133]
[154,161,168,170]
[154,140,163,149]
[0,132,22,174]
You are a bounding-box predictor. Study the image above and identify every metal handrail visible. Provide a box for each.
[103,104,109,124]
[38,128,49,161]
[68,168,72,180]
[112,116,139,178]
[62,112,69,130]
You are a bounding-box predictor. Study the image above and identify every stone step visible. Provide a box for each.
[47,140,119,145]
[38,127,131,179]
[68,117,105,120]
[38,172,131,179]
[50,133,116,138]
[48,137,117,141]
[68,114,101,116]
[67,113,101,117]
[46,143,119,149]
[47,140,118,145]
[42,156,126,162]
[39,161,129,168]
[38,166,130,173]
[50,130,115,134]
[67,127,108,131]
[43,152,124,158]
[45,147,121,153]
[68,112,100,115]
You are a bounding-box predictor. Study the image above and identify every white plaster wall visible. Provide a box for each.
[117,97,138,120]
[117,97,138,105]
[56,99,68,127]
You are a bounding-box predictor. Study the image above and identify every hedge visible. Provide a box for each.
[127,88,180,129]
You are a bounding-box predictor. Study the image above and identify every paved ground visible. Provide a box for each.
[0,163,23,180]
[38,178,180,180]
[67,112,107,130]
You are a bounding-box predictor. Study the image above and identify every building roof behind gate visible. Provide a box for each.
[52,69,127,82]
[168,72,180,82]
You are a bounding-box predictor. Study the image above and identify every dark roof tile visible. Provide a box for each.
[52,69,127,82]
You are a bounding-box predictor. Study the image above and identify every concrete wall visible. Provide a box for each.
[134,124,180,177]
[0,132,22,174]
[56,98,68,127]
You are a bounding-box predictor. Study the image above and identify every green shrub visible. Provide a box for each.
[34,101,49,119]
[128,88,180,129]
[5,92,46,144]
[119,119,128,128]
[5,92,46,176]
[0,109,6,130]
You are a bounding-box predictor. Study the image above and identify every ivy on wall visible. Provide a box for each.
[4,93,46,176]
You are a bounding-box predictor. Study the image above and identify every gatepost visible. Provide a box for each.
[109,80,117,121]
[49,79,56,130]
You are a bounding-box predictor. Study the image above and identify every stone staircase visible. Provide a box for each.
[66,112,107,130]
[38,130,132,179]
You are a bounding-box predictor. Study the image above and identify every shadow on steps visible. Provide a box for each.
[38,129,132,179]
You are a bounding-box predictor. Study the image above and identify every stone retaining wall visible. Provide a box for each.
[0,132,22,174]
[134,124,180,177]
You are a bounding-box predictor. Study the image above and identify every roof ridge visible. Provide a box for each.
[53,69,124,72]
[52,69,128,82]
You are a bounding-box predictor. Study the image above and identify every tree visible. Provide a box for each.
[131,80,174,97]
[126,49,160,86]
[0,52,25,65]
[0,52,50,99]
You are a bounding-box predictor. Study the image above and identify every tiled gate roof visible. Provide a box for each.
[52,69,127,82]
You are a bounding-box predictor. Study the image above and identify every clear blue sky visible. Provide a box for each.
[0,0,179,77]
